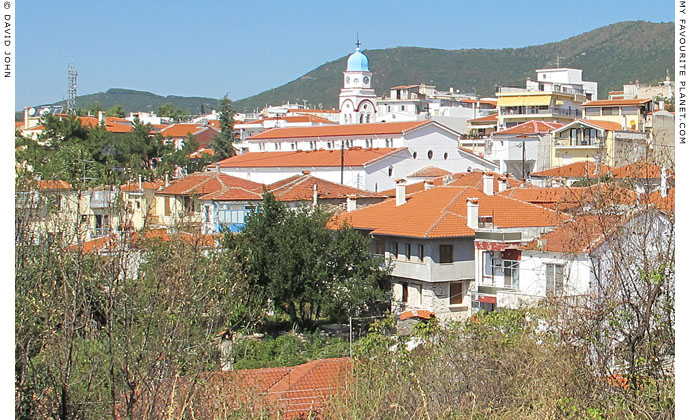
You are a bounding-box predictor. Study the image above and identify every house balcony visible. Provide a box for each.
[500,107,582,118]
[554,138,605,149]
[92,227,111,238]
[90,191,117,209]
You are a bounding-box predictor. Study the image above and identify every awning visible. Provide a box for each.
[498,95,552,107]
[478,295,497,304]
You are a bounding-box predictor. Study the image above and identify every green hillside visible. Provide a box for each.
[33,21,671,117]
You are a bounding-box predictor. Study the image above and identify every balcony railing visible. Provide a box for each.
[500,107,581,118]
[554,137,605,148]
[92,227,110,238]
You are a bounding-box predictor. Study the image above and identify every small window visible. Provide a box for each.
[164,196,171,216]
[427,150,433,160]
[443,152,448,160]
[440,244,453,263]
[450,282,464,305]
[388,166,393,177]
[405,243,411,260]
[413,152,417,159]
[602,107,618,116]
[546,264,564,295]
[393,242,399,259]
[402,282,409,303]
[374,239,385,256]
[418,244,425,262]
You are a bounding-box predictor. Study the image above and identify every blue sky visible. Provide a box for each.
[16,0,674,110]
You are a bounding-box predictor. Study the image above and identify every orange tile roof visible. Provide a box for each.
[159,171,264,196]
[215,147,407,168]
[226,357,352,419]
[207,120,221,129]
[160,123,219,138]
[248,120,431,140]
[189,148,215,159]
[119,179,165,192]
[498,184,637,210]
[34,180,73,191]
[287,108,340,114]
[266,173,384,201]
[469,114,498,123]
[495,120,563,135]
[67,115,135,133]
[390,84,420,89]
[399,309,435,320]
[335,185,565,238]
[608,90,624,95]
[531,161,612,178]
[379,171,523,197]
[610,162,671,179]
[70,228,218,254]
[15,121,23,129]
[583,98,652,107]
[523,215,621,253]
[407,166,452,178]
[641,187,674,213]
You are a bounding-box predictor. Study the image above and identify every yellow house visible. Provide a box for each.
[581,98,653,132]
[551,119,647,168]
[496,90,586,130]
[119,179,165,231]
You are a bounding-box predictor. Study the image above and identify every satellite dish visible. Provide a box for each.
[28,107,36,116]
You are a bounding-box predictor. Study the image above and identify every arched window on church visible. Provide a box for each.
[366,114,371,123]
[360,114,364,123]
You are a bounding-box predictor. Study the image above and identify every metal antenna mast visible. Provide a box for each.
[67,63,78,114]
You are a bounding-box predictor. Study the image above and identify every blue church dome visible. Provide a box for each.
[346,48,369,72]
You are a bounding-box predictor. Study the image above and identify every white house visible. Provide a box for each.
[216,120,497,192]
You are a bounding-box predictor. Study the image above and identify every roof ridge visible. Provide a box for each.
[423,189,471,237]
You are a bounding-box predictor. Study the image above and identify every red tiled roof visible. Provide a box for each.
[495,120,563,135]
[70,228,218,254]
[247,115,338,125]
[610,162,671,179]
[189,148,215,159]
[160,123,219,138]
[159,171,264,196]
[229,358,352,419]
[641,187,674,213]
[379,171,523,197]
[335,185,565,238]
[120,179,165,192]
[287,108,340,114]
[531,161,612,178]
[266,173,384,202]
[15,121,23,129]
[248,121,431,140]
[554,119,623,132]
[399,310,435,320]
[498,184,637,210]
[469,114,498,123]
[407,166,452,178]
[583,98,652,107]
[523,215,622,253]
[608,90,624,95]
[33,180,73,191]
[215,147,407,168]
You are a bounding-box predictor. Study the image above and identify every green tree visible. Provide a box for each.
[157,102,186,121]
[230,193,388,326]
[105,104,126,118]
[210,95,237,160]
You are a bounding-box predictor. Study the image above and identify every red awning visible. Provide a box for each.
[478,295,497,304]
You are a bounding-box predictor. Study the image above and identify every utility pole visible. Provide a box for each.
[522,140,526,181]
[340,140,345,184]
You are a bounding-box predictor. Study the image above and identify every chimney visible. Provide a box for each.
[466,198,479,229]
[218,329,233,371]
[661,167,668,198]
[165,173,169,187]
[98,111,105,124]
[395,179,407,206]
[215,162,220,173]
[312,183,318,207]
[424,180,434,190]
[346,194,357,212]
[138,174,142,192]
[24,107,29,129]
[660,99,665,111]
[482,173,494,196]
[498,176,508,193]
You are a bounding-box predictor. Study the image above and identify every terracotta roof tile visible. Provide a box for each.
[610,162,671,179]
[407,166,452,178]
[120,179,165,192]
[531,161,612,178]
[641,187,674,213]
[469,114,498,123]
[523,215,621,253]
[583,98,652,107]
[248,121,430,140]
[159,171,263,196]
[215,147,407,168]
[498,185,637,210]
[243,115,338,125]
[34,180,73,191]
[266,173,384,201]
[379,171,523,197]
[70,228,218,254]
[335,185,565,238]
[495,120,563,135]
[160,123,219,138]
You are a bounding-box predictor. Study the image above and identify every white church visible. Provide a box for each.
[214,42,498,192]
